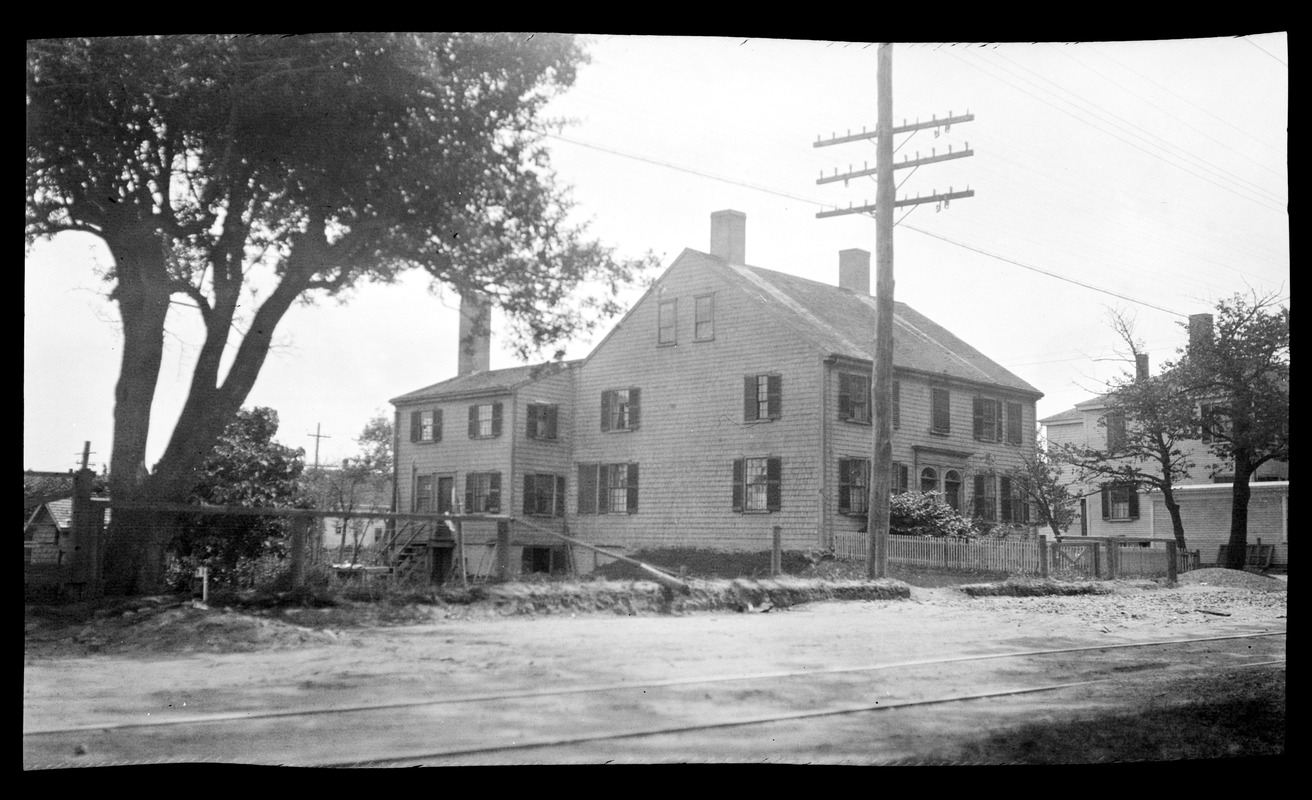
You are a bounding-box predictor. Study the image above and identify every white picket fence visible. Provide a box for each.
[834,532,1043,576]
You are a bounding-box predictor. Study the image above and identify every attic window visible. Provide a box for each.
[694,294,715,341]
[658,300,677,345]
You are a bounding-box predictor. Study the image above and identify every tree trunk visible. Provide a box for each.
[1225,454,1255,571]
[101,506,176,596]
[1160,488,1188,551]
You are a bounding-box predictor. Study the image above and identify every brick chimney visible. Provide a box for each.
[839,248,871,294]
[1135,353,1149,381]
[1188,313,1214,353]
[457,289,491,376]
[710,210,746,264]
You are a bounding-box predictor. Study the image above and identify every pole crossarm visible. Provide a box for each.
[816,188,975,219]
[813,112,974,148]
[817,147,974,185]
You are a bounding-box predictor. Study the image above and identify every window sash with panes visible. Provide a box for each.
[838,458,870,515]
[944,470,963,513]
[467,402,503,439]
[744,374,782,422]
[973,397,1003,442]
[1102,483,1139,520]
[523,473,565,517]
[414,475,435,512]
[1104,411,1127,452]
[658,299,677,345]
[931,387,951,434]
[972,473,997,521]
[410,408,442,443]
[576,463,640,514]
[464,472,501,514]
[732,456,782,513]
[838,372,871,424]
[525,403,558,440]
[920,467,939,493]
[999,476,1031,524]
[694,294,714,340]
[601,388,640,431]
[1006,401,1023,445]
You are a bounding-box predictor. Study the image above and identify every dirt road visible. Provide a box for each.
[23,573,1286,766]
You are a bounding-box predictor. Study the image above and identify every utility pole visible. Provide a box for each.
[308,423,330,470]
[814,43,974,579]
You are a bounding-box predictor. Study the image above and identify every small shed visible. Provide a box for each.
[24,497,108,598]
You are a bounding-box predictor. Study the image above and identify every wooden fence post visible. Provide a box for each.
[291,516,307,589]
[496,519,512,581]
[1165,539,1178,585]
[1106,539,1118,581]
[1038,535,1049,579]
[771,526,782,576]
[71,467,101,600]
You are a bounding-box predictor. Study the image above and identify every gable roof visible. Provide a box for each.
[391,360,580,405]
[663,250,1039,396]
[1039,393,1113,425]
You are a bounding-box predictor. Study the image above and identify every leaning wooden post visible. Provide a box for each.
[454,518,468,589]
[71,464,101,599]
[771,526,782,576]
[1038,534,1049,579]
[1106,539,1118,581]
[1165,539,1178,585]
[496,519,512,582]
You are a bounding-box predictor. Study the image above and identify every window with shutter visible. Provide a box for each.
[744,374,782,422]
[603,389,640,431]
[1103,483,1137,520]
[1006,402,1023,445]
[973,398,1002,442]
[838,372,870,423]
[411,409,440,443]
[466,472,501,513]
[1104,411,1126,452]
[932,387,951,434]
[972,473,996,521]
[838,458,870,515]
[737,456,781,513]
[526,403,559,440]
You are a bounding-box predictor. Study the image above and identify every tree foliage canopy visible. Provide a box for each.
[27,34,654,593]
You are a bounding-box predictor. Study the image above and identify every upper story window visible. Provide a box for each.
[658,299,677,345]
[1101,483,1139,520]
[838,458,869,516]
[577,463,639,514]
[464,472,502,514]
[526,403,558,440]
[468,402,503,439]
[973,397,1003,442]
[744,374,782,422]
[838,372,871,424]
[931,387,951,434]
[1103,410,1127,452]
[694,294,715,341]
[410,408,442,443]
[601,388,641,432]
[1006,401,1024,445]
[733,456,782,513]
[1200,402,1231,444]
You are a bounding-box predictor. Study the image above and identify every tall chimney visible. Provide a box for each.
[457,289,491,377]
[1188,313,1214,353]
[1135,353,1149,381]
[839,248,871,294]
[709,210,746,264]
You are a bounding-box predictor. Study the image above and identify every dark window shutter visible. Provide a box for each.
[934,388,951,433]
[578,464,597,514]
[732,459,744,512]
[492,402,503,437]
[465,478,475,515]
[488,472,501,513]
[838,458,851,513]
[597,465,610,514]
[1000,476,1013,523]
[1128,488,1140,519]
[629,388,641,429]
[1101,485,1110,519]
[896,463,908,494]
[767,375,782,419]
[626,463,640,514]
[766,457,782,512]
[526,405,539,439]
[994,401,1004,442]
[838,373,852,420]
[410,411,421,442]
[601,391,612,431]
[974,475,986,516]
[972,397,984,440]
[744,376,758,422]
[555,476,566,517]
[545,405,558,439]
[433,408,443,442]
[468,405,479,438]
[1007,402,1022,445]
[892,381,900,429]
[524,474,535,515]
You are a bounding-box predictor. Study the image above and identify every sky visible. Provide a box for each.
[24,33,1289,473]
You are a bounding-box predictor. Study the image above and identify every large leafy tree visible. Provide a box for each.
[1177,293,1289,570]
[26,34,653,594]
[1059,312,1200,550]
[173,407,310,586]
[1002,431,1079,540]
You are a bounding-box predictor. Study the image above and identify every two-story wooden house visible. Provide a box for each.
[1040,322,1288,565]
[390,210,1044,579]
